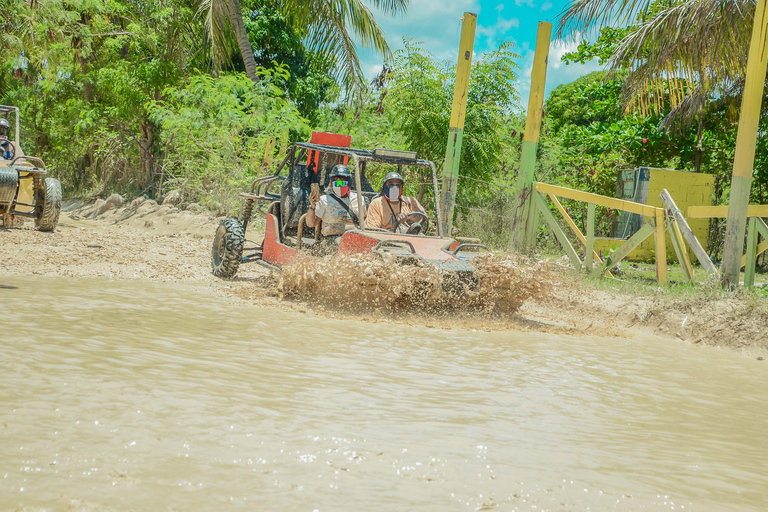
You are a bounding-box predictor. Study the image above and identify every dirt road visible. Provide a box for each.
[2,198,766,359]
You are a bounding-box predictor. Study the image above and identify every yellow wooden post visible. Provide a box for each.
[721,0,768,286]
[511,22,552,252]
[655,208,667,284]
[262,137,276,173]
[440,12,477,236]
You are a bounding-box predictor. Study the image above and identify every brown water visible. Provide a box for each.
[1,276,767,511]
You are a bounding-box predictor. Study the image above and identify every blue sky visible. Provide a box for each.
[359,0,604,106]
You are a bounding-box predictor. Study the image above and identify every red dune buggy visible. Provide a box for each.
[211,134,487,293]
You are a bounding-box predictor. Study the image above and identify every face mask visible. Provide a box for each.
[332,179,349,197]
[386,184,401,202]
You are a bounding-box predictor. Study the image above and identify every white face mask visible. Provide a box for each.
[387,185,400,202]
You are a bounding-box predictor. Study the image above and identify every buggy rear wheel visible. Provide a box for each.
[35,177,61,232]
[212,218,244,278]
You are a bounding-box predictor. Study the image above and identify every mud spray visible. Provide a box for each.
[278,253,553,320]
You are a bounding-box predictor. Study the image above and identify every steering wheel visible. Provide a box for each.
[392,211,430,234]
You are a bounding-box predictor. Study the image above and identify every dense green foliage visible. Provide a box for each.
[4,0,766,268]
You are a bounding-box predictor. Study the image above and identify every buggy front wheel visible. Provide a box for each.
[212,218,244,278]
[35,177,62,232]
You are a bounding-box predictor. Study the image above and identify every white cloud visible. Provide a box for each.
[541,1,553,12]
[358,0,483,76]
[515,37,604,104]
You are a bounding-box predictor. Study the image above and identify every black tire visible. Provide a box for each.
[35,177,62,232]
[212,218,244,278]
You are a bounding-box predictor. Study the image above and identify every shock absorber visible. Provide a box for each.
[241,198,254,233]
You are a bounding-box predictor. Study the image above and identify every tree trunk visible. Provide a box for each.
[227,0,259,84]
[139,120,156,190]
[694,115,704,172]
[80,55,93,103]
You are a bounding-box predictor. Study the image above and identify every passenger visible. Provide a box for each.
[306,164,363,245]
[0,118,13,160]
[365,172,427,234]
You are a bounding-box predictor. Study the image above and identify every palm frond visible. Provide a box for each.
[556,0,656,38]
[196,0,233,74]
[610,0,753,128]
[285,0,406,95]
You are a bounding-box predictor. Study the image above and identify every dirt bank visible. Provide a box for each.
[2,198,766,360]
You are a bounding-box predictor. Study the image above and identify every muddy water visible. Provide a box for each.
[1,277,767,512]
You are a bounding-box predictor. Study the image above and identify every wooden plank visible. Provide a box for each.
[533,192,582,269]
[548,194,612,277]
[756,217,768,239]
[686,205,768,218]
[654,209,667,284]
[603,223,656,271]
[741,241,768,268]
[672,217,695,284]
[667,219,695,284]
[586,203,595,273]
[536,182,661,217]
[745,218,758,287]
[660,189,719,275]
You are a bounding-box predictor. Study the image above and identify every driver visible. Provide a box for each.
[366,172,427,233]
[0,118,13,160]
[306,164,363,243]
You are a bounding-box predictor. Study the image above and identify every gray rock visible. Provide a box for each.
[88,199,106,218]
[105,193,124,209]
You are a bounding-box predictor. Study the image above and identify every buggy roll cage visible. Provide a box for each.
[242,142,445,238]
[0,105,20,144]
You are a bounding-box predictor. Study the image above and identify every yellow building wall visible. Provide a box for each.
[593,169,713,262]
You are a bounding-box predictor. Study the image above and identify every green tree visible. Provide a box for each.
[201,0,410,93]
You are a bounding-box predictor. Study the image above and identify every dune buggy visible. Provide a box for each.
[0,105,62,231]
[211,133,487,293]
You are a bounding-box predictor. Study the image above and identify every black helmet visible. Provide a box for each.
[329,164,352,180]
[381,171,403,185]
[0,118,9,139]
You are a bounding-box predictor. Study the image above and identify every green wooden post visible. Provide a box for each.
[585,203,595,273]
[745,217,758,287]
[439,12,477,236]
[511,22,552,253]
[722,0,768,287]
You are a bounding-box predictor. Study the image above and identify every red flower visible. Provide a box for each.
[642,138,648,143]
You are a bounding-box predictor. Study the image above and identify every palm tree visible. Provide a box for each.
[556,0,755,128]
[200,0,409,91]
[285,0,409,92]
[199,0,261,83]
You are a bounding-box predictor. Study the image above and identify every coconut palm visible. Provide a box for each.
[199,0,260,82]
[556,0,755,129]
[200,0,409,91]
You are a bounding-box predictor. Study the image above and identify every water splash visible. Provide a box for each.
[278,253,551,316]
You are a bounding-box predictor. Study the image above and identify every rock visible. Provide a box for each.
[163,189,183,206]
[185,203,200,212]
[105,193,124,209]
